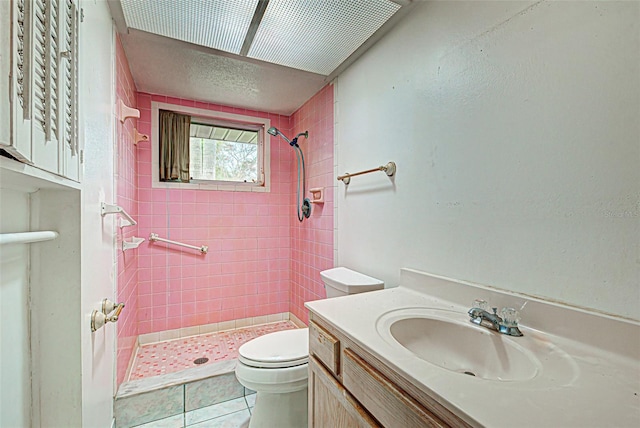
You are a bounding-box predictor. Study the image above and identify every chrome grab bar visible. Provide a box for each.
[149,233,208,254]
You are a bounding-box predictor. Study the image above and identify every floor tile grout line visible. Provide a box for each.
[184,409,251,428]
[128,397,252,427]
[183,384,187,427]
[185,407,250,428]
[184,396,250,427]
[244,394,254,415]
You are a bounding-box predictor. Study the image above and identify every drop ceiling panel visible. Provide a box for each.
[247,0,401,75]
[115,1,412,113]
[120,0,259,54]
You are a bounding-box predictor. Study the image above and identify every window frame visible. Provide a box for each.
[151,101,271,192]
[188,117,261,184]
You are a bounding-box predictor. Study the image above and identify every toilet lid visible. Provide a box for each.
[239,328,309,368]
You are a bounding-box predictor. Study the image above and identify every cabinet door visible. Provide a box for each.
[0,1,12,150]
[2,0,34,163]
[2,0,80,180]
[342,349,450,428]
[29,0,61,174]
[59,0,79,181]
[309,356,380,428]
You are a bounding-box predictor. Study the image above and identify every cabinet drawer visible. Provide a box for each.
[343,348,449,428]
[309,320,340,375]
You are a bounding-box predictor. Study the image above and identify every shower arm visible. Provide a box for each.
[291,131,309,146]
[267,127,308,147]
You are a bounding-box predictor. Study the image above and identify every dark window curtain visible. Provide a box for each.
[159,110,191,182]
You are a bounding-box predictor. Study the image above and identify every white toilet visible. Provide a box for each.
[235,267,384,428]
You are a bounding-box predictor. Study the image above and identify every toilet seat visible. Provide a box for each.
[238,328,309,368]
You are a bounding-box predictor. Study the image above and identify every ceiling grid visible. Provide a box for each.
[248,0,400,75]
[120,0,259,55]
[119,0,401,76]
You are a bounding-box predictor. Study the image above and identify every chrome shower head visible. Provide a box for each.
[268,126,291,144]
[267,126,307,147]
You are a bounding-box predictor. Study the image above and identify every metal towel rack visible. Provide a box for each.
[149,233,208,254]
[337,161,396,185]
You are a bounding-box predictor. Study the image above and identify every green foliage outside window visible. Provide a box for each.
[190,136,258,183]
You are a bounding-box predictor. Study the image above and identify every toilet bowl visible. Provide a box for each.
[235,267,384,428]
[235,328,309,428]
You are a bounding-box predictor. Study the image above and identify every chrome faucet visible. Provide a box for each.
[468,300,523,337]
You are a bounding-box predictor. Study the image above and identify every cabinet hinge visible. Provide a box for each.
[81,8,84,23]
[80,149,84,164]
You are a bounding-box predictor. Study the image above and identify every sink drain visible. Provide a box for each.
[463,371,476,377]
[193,357,209,365]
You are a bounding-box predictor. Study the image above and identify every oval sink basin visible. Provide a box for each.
[388,316,539,381]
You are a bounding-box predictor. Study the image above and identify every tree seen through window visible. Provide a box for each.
[189,123,258,183]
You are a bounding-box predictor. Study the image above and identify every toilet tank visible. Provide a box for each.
[320,267,384,298]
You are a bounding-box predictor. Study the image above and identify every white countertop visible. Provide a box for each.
[306,269,640,428]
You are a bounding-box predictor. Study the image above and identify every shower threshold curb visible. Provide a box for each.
[117,359,238,399]
[114,359,255,428]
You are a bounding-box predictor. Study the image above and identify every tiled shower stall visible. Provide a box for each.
[114,35,335,386]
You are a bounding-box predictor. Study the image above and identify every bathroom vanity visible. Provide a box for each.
[305,269,640,427]
[307,316,469,427]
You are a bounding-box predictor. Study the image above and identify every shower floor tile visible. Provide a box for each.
[129,321,297,380]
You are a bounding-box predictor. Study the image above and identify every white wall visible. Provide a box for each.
[30,189,82,427]
[335,1,639,320]
[0,189,31,428]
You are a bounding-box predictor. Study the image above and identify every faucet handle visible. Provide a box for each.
[501,307,520,327]
[473,299,489,311]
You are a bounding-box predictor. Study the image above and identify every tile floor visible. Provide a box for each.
[129,321,297,380]
[133,394,256,428]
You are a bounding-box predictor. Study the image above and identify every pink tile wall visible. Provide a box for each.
[135,92,293,334]
[115,35,139,385]
[290,84,335,323]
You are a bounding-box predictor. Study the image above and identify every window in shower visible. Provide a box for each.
[189,122,260,184]
[151,101,271,192]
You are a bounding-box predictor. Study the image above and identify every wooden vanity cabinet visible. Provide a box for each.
[309,355,380,428]
[308,315,471,428]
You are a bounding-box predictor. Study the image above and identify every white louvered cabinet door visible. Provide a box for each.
[0,1,11,150]
[59,0,79,181]
[2,0,80,181]
[29,0,62,174]
[1,0,34,163]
